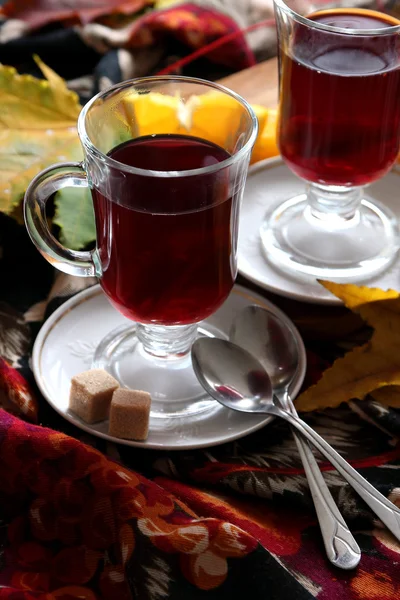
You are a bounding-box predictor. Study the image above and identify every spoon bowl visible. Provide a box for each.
[191,337,274,413]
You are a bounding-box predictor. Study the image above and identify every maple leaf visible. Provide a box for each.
[0,0,150,30]
[296,281,400,412]
[0,55,82,214]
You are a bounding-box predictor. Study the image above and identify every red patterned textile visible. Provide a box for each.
[1,271,400,598]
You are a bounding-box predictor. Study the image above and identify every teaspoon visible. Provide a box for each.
[191,337,400,543]
[230,306,360,569]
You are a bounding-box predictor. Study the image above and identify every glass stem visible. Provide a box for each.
[137,323,198,359]
[307,182,363,225]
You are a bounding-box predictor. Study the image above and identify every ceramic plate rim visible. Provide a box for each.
[239,157,400,306]
[32,283,306,450]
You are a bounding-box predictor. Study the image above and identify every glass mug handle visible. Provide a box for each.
[24,162,101,278]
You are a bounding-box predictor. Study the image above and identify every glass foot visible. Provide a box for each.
[92,322,222,419]
[260,193,399,280]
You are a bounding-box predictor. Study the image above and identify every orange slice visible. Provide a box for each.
[114,91,274,160]
[250,108,279,165]
[120,92,181,136]
[182,94,268,152]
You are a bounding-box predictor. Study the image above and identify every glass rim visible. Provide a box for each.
[78,75,258,179]
[273,0,400,35]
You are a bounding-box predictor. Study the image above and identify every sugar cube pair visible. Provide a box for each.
[69,369,150,441]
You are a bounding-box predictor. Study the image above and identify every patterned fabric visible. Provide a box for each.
[1,214,400,598]
[0,411,265,598]
[0,0,393,100]
[1,1,400,598]
[0,1,257,101]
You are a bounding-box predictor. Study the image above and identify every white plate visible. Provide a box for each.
[32,284,306,450]
[239,157,400,305]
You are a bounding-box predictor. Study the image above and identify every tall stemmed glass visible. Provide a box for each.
[24,76,258,419]
[261,1,400,279]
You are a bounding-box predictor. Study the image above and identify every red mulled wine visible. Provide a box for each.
[279,10,400,186]
[92,134,236,325]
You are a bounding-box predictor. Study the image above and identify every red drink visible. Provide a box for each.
[279,10,400,186]
[92,134,235,325]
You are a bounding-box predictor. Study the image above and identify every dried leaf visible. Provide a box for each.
[0,55,82,213]
[296,282,400,412]
[0,0,150,30]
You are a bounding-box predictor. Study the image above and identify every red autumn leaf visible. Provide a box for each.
[0,0,150,30]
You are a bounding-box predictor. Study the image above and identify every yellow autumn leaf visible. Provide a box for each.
[296,281,400,412]
[371,386,400,408]
[0,55,82,213]
[0,55,273,241]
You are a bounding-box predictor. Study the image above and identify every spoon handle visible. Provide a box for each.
[274,406,400,543]
[276,394,360,569]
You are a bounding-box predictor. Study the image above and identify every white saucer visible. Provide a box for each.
[239,158,400,305]
[32,284,306,450]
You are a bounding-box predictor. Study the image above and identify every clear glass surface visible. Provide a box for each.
[24,76,258,418]
[265,1,400,280]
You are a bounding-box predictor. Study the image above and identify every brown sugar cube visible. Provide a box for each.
[109,388,151,441]
[69,369,119,424]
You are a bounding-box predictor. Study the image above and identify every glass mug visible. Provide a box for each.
[24,76,258,419]
[261,1,400,280]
